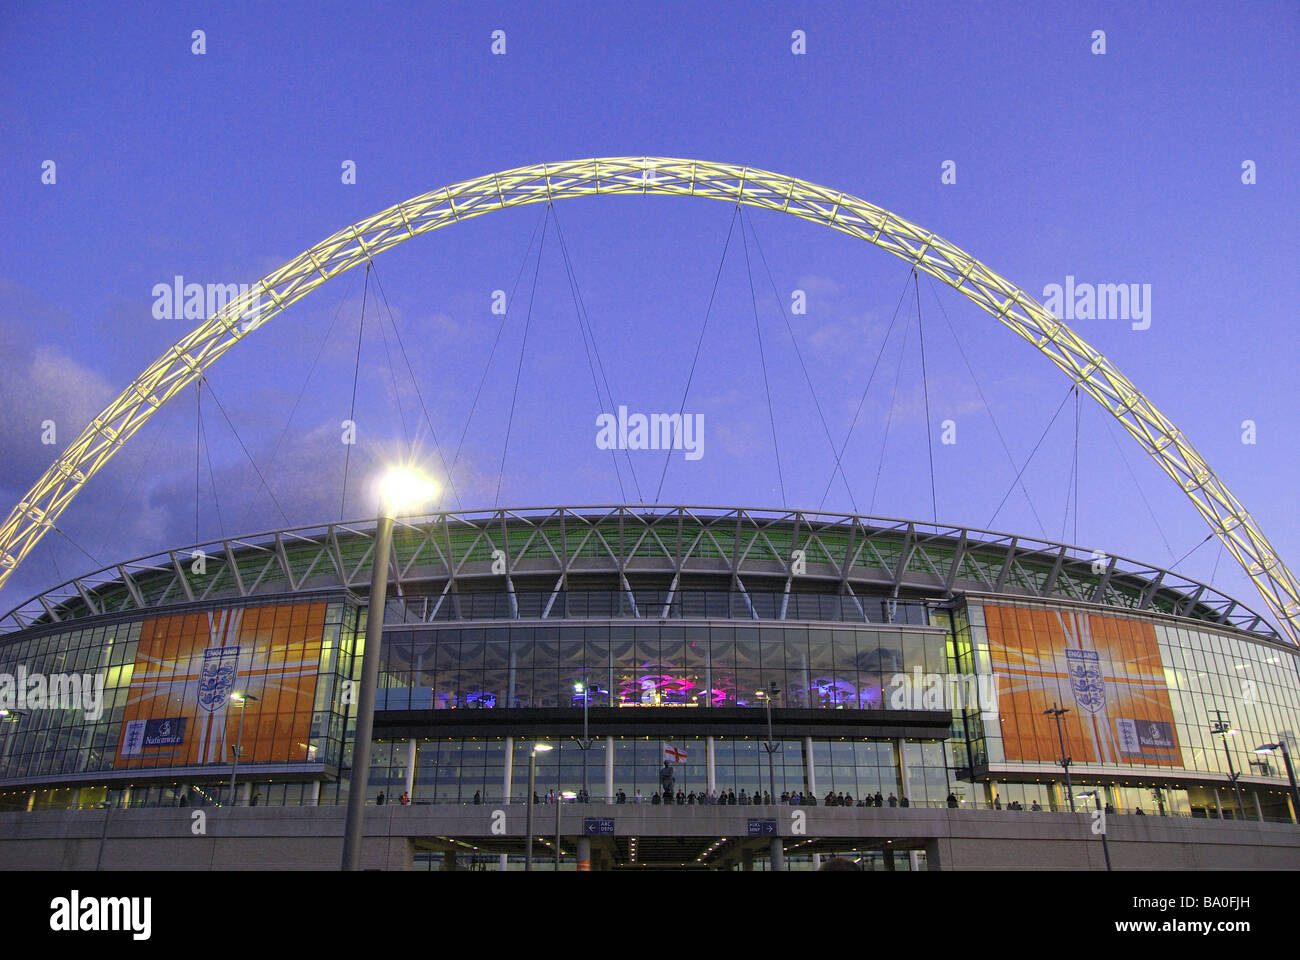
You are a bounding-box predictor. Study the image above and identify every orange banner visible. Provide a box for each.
[116,602,326,768]
[984,605,1180,766]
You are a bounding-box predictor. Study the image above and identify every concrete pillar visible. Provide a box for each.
[241,781,251,805]
[309,781,320,806]
[896,740,910,802]
[404,739,416,800]
[71,787,81,809]
[804,737,817,798]
[1213,788,1223,819]
[503,736,514,804]
[499,853,508,872]
[770,837,784,872]
[706,736,717,795]
[908,850,920,871]
[577,836,592,871]
[884,848,896,871]
[443,851,457,871]
[605,736,614,803]
[812,853,822,871]
[25,793,34,812]
[742,848,754,871]
[1254,791,1264,822]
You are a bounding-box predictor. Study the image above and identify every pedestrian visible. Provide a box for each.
[993,796,1001,810]
[634,789,642,804]
[377,791,386,806]
[899,795,909,808]
[887,793,897,807]
[250,792,260,807]
[874,791,884,807]
[472,790,481,805]
[946,792,958,809]
[763,791,771,805]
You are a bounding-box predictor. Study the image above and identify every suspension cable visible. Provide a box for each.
[654,204,741,503]
[743,207,857,511]
[986,383,1076,529]
[340,263,369,520]
[818,268,913,511]
[869,304,914,515]
[203,381,292,527]
[922,273,1048,538]
[914,269,937,523]
[1099,413,1175,560]
[235,268,357,533]
[550,203,641,503]
[740,211,786,507]
[495,205,549,507]
[450,204,549,487]
[199,379,225,539]
[365,259,462,509]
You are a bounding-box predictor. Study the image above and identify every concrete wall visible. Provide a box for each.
[1,805,1296,870]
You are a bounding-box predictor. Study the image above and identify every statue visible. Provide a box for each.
[659,760,675,798]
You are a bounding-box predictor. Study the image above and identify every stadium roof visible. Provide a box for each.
[0,505,1279,640]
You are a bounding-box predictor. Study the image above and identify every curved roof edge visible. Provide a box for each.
[0,505,1281,641]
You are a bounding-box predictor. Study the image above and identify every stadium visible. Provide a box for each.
[0,158,1297,870]
[1,504,1298,870]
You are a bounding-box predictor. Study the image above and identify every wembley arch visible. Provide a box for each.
[2,157,1296,643]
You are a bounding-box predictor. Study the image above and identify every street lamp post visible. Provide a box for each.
[758,682,784,871]
[1078,790,1112,871]
[525,742,552,872]
[1209,711,1246,821]
[575,682,593,800]
[1044,703,1073,811]
[227,692,259,807]
[341,467,437,871]
[1256,740,1300,822]
[94,800,112,871]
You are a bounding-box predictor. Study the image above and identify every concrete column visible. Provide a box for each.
[804,737,817,798]
[499,854,508,872]
[240,781,251,805]
[25,793,34,812]
[812,853,822,871]
[503,736,514,804]
[1254,791,1264,822]
[884,848,896,871]
[896,740,910,802]
[604,736,615,803]
[309,781,321,806]
[404,739,417,800]
[909,850,920,871]
[770,838,784,872]
[71,787,81,809]
[443,851,457,871]
[706,736,717,795]
[577,836,592,871]
[742,848,753,871]
[1213,788,1223,819]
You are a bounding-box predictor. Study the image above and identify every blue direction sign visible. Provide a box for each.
[584,818,615,835]
[747,819,777,836]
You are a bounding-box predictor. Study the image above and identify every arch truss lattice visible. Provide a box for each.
[1,157,1295,643]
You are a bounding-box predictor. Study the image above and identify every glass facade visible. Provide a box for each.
[1,577,1297,824]
[358,735,951,806]
[374,622,947,711]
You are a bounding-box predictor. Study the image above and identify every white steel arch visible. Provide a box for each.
[1,157,1296,642]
